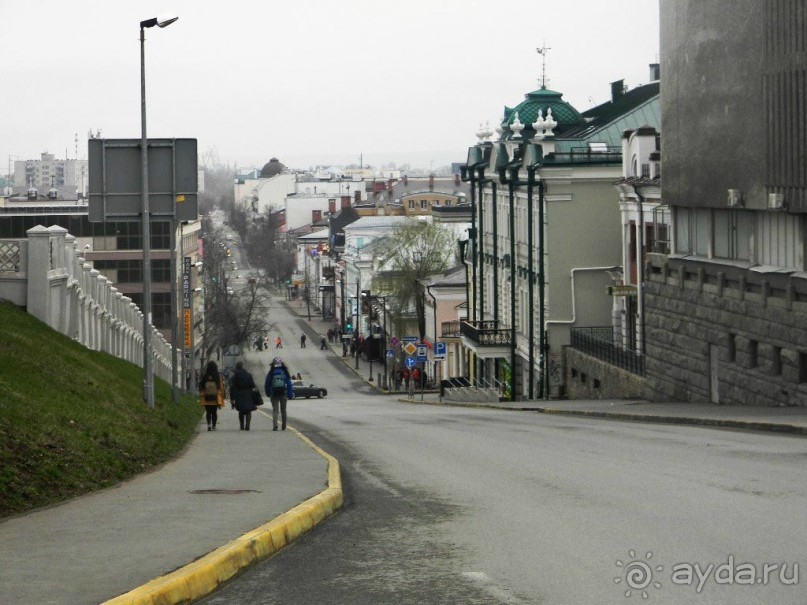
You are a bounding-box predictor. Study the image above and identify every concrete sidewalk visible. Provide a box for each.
[0,348,342,605]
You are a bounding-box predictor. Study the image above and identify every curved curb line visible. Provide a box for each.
[535,407,807,436]
[102,425,343,605]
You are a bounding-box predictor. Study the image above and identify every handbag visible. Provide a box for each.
[251,389,264,407]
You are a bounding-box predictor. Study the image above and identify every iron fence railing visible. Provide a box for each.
[570,326,645,376]
[460,320,512,346]
[441,320,460,337]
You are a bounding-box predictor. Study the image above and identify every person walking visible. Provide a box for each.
[199,361,225,431]
[275,336,283,349]
[229,361,258,431]
[320,336,327,350]
[300,333,307,348]
[403,368,411,396]
[265,357,294,431]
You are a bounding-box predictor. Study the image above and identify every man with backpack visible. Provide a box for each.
[264,357,294,431]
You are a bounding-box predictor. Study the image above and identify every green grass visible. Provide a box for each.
[0,301,203,518]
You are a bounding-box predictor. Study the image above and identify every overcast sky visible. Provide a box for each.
[0,1,659,172]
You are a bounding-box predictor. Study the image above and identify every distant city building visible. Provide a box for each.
[14,152,87,198]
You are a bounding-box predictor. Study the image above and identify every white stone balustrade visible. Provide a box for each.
[0,225,173,385]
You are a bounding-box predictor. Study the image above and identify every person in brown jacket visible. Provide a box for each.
[199,361,225,431]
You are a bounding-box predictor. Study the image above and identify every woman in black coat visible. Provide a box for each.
[229,361,257,431]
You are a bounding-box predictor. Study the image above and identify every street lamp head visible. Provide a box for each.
[140,14,179,29]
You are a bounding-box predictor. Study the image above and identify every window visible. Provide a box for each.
[800,353,807,383]
[727,333,736,362]
[420,200,427,209]
[772,346,782,375]
[408,200,415,209]
[749,340,759,368]
[713,210,752,261]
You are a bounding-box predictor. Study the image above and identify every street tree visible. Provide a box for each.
[371,220,459,338]
[200,226,274,367]
[241,208,294,284]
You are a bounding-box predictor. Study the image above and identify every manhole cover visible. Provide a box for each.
[189,489,261,495]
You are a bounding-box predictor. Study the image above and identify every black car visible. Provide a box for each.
[291,380,328,399]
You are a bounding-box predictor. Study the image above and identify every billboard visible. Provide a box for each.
[88,138,198,222]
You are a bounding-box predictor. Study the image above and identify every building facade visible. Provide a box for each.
[462,75,660,400]
[644,0,807,405]
[14,152,88,197]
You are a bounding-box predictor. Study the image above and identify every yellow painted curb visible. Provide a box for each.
[102,424,343,605]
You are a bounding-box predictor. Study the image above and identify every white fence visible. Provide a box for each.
[0,225,172,382]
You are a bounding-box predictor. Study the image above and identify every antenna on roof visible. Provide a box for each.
[536,42,551,89]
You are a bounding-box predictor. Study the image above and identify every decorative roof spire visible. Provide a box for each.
[536,42,551,89]
[543,107,557,136]
[511,112,525,139]
[476,121,493,143]
[532,109,545,141]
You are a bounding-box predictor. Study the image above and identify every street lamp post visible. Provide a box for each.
[363,290,373,382]
[140,13,178,409]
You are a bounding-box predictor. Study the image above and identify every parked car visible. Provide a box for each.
[291,380,327,399]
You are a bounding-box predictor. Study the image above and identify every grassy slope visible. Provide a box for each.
[0,301,202,518]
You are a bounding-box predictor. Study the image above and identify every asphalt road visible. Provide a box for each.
[200,295,807,604]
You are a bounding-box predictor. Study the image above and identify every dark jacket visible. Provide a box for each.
[264,366,294,399]
[229,367,257,412]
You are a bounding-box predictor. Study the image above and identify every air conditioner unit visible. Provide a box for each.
[727,189,743,208]
[768,192,786,210]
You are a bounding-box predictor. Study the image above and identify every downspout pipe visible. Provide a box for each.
[460,162,478,323]
[545,265,622,326]
[499,164,519,402]
[426,283,438,386]
[632,186,646,356]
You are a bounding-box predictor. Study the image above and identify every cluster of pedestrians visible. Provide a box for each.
[254,335,283,350]
[198,358,295,432]
[390,366,428,395]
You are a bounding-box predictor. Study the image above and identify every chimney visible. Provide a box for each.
[454,173,460,187]
[354,190,361,203]
[611,79,625,102]
[403,175,408,186]
[649,63,660,82]
[312,209,322,223]
[328,198,336,213]
[387,179,393,193]
[429,174,435,191]
[341,195,350,208]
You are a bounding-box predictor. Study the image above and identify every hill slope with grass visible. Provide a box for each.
[0,301,202,518]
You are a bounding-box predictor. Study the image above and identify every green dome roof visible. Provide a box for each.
[502,87,584,138]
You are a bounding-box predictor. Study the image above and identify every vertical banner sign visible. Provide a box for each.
[183,257,192,350]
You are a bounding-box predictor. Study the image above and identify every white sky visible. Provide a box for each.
[0,1,659,172]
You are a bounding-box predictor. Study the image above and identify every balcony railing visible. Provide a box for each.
[441,320,461,337]
[570,327,645,376]
[460,320,512,346]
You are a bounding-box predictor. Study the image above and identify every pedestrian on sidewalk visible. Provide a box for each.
[265,357,294,431]
[199,361,225,431]
[327,328,333,342]
[320,336,327,350]
[412,367,421,391]
[342,339,348,357]
[275,336,283,348]
[229,361,258,431]
[263,334,269,350]
[254,337,262,352]
[403,368,411,395]
[300,333,307,348]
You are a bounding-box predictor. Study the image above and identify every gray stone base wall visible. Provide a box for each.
[644,258,807,406]
[565,347,646,400]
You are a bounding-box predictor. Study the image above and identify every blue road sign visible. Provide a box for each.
[434,341,447,358]
[386,348,394,358]
[402,336,418,343]
[404,356,416,369]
